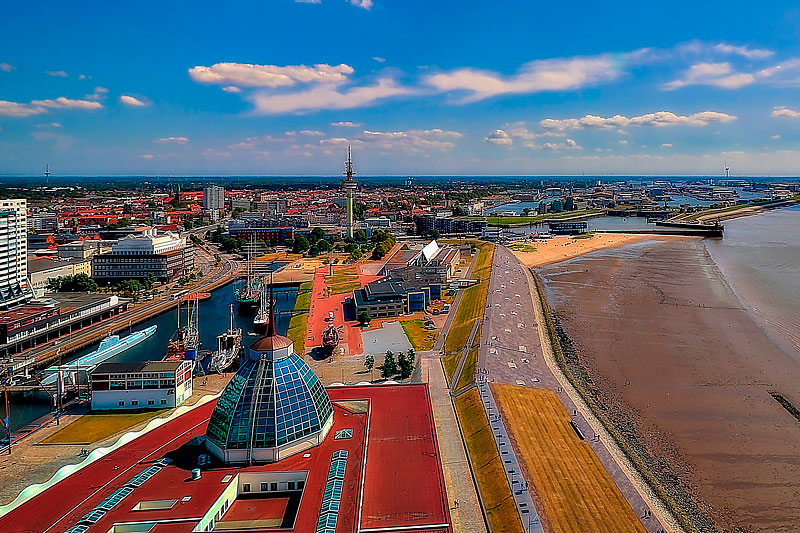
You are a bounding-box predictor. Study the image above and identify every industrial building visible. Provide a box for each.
[0,199,32,309]
[0,305,453,533]
[92,228,194,283]
[90,360,193,410]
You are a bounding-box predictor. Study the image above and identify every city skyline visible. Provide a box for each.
[3,1,800,175]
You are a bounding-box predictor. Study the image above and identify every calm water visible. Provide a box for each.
[2,275,298,432]
[705,205,800,361]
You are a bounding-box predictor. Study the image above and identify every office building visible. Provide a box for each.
[202,185,225,211]
[27,257,92,290]
[93,228,194,283]
[0,199,32,309]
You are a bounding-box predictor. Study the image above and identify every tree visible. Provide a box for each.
[47,273,98,293]
[184,219,194,230]
[353,229,367,242]
[310,227,325,242]
[398,350,414,379]
[358,311,371,326]
[293,235,310,254]
[380,351,397,379]
[364,354,374,373]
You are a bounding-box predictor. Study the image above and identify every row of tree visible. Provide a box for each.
[370,230,396,260]
[364,349,415,380]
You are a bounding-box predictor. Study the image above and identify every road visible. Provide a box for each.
[480,244,669,532]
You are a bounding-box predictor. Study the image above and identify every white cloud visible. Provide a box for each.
[78,74,87,80]
[356,128,461,151]
[46,70,68,77]
[485,129,512,145]
[619,140,629,146]
[331,121,363,127]
[664,62,755,90]
[524,138,582,151]
[155,137,189,144]
[300,130,324,136]
[771,106,800,118]
[140,154,155,159]
[36,122,62,128]
[189,62,354,88]
[0,100,47,117]
[349,0,373,9]
[712,43,774,60]
[661,143,673,148]
[120,95,148,107]
[222,86,242,93]
[30,97,103,110]
[541,110,737,130]
[85,86,108,101]
[295,0,321,3]
[771,134,781,140]
[372,56,386,63]
[250,77,412,114]
[425,54,624,103]
[0,62,15,72]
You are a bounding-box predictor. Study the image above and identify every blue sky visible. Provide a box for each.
[3,0,800,176]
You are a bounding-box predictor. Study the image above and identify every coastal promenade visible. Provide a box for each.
[480,245,677,533]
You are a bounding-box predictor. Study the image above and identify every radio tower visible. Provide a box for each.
[44,164,50,185]
[342,146,358,239]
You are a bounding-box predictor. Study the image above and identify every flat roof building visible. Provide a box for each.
[90,360,193,411]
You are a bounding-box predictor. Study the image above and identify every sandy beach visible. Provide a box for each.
[538,238,800,532]
[510,233,651,267]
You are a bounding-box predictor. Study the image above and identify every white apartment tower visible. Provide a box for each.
[0,199,32,309]
[203,185,225,211]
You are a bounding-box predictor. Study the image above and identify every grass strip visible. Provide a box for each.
[43,410,167,444]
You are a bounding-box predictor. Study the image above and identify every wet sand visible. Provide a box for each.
[538,238,800,532]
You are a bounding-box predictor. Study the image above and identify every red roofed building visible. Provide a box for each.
[0,308,452,533]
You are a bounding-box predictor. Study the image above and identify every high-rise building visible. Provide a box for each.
[202,185,225,210]
[0,199,32,309]
[342,146,358,239]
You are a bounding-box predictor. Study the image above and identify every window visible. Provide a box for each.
[261,483,268,491]
[270,482,278,491]
[118,401,124,406]
[242,483,250,493]
[161,399,167,405]
[148,400,154,405]
[288,481,295,491]
[297,480,305,490]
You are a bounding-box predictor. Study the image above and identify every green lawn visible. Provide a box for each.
[288,290,311,354]
[401,319,437,351]
[443,241,494,381]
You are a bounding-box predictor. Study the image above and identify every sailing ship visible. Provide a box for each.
[209,304,242,373]
[164,298,200,361]
[252,273,274,333]
[321,322,340,354]
[235,236,260,312]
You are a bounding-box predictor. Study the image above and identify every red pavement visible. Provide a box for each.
[306,263,382,356]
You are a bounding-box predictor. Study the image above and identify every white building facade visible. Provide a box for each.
[0,199,32,309]
[90,360,193,410]
[203,185,225,211]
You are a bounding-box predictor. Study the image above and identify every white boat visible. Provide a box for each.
[41,325,158,386]
[209,305,242,374]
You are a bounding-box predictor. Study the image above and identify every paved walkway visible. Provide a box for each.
[422,356,487,533]
[481,245,672,533]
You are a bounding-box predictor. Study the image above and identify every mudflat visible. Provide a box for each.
[538,238,800,532]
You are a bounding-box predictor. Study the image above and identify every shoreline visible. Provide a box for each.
[536,232,800,532]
